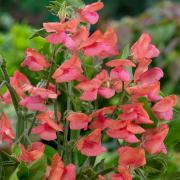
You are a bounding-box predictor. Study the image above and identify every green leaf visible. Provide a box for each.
[30,28,47,39]
[120,44,130,59]
[28,155,47,180]
[44,145,57,163]
[12,144,21,157]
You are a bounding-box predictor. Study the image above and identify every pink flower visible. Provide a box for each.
[32,111,63,141]
[66,112,91,130]
[10,70,32,97]
[0,91,12,104]
[47,154,76,180]
[106,120,145,143]
[21,48,50,71]
[81,28,118,58]
[119,103,153,124]
[152,95,178,120]
[131,32,160,62]
[76,129,106,156]
[78,2,104,24]
[111,166,132,180]
[118,146,146,168]
[52,54,83,83]
[142,124,169,154]
[18,142,45,163]
[19,95,47,111]
[0,112,15,145]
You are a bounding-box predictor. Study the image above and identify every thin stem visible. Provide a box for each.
[28,112,38,136]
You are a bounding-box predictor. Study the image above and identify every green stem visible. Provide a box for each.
[0,56,25,143]
[28,112,38,136]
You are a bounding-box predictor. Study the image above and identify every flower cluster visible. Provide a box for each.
[0,1,178,179]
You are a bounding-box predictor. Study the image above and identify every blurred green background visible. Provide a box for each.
[0,0,180,179]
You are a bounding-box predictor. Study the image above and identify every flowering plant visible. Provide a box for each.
[0,0,178,179]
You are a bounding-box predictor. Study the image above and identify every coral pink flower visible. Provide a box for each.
[18,142,45,163]
[98,175,106,180]
[118,146,146,168]
[76,129,106,156]
[19,95,47,111]
[66,112,91,130]
[0,91,12,104]
[78,2,104,24]
[47,154,76,180]
[119,103,153,124]
[139,67,164,85]
[81,28,118,58]
[142,124,169,154]
[152,95,178,120]
[111,166,132,180]
[106,120,145,143]
[52,54,83,83]
[10,71,32,97]
[32,111,63,141]
[131,32,160,62]
[21,48,50,71]
[0,112,15,145]
[29,87,58,99]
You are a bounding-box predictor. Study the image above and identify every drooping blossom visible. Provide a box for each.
[19,95,47,111]
[78,2,104,24]
[52,54,84,83]
[32,111,63,141]
[47,153,76,180]
[118,146,146,168]
[76,129,106,156]
[81,28,118,58]
[152,95,178,120]
[21,48,50,71]
[119,103,153,124]
[10,70,32,97]
[131,32,160,62]
[0,91,12,104]
[142,124,169,154]
[106,119,145,143]
[18,142,45,163]
[66,112,91,130]
[111,166,132,180]
[0,112,15,145]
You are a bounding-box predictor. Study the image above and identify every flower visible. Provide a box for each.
[142,124,169,154]
[0,112,15,145]
[52,54,83,83]
[76,129,106,156]
[21,48,50,71]
[19,95,47,111]
[0,91,12,104]
[81,28,118,58]
[131,32,160,62]
[111,166,132,180]
[32,111,63,141]
[152,95,178,120]
[47,153,76,180]
[78,2,104,24]
[18,142,45,163]
[106,120,145,143]
[118,146,146,168]
[66,112,91,130]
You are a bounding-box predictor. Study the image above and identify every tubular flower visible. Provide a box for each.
[10,70,32,97]
[32,111,63,141]
[118,146,146,168]
[0,112,15,145]
[19,95,47,111]
[78,2,104,24]
[152,95,178,120]
[142,124,169,154]
[18,142,45,163]
[52,54,83,83]
[81,28,118,58]
[119,103,153,124]
[66,112,91,130]
[106,120,145,143]
[131,32,160,62]
[76,129,106,156]
[47,154,76,180]
[21,48,50,71]
[111,166,132,180]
